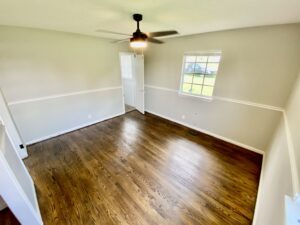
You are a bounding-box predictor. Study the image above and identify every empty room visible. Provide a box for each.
[0,0,300,225]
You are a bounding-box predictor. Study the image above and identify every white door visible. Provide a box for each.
[133,54,145,114]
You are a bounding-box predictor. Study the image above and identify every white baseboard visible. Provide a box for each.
[146,109,265,155]
[26,111,125,145]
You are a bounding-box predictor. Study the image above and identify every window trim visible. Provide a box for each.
[179,51,222,99]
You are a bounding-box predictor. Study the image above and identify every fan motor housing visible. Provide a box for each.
[133,14,143,22]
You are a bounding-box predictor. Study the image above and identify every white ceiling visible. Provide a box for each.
[0,0,300,40]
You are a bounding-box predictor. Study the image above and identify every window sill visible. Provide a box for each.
[178,92,213,102]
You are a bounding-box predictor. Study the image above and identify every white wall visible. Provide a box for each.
[253,118,294,225]
[0,26,128,144]
[144,24,300,152]
[0,89,27,158]
[253,68,300,225]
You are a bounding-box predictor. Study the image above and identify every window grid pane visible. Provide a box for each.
[182,53,221,97]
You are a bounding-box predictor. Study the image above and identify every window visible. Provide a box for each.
[180,52,221,98]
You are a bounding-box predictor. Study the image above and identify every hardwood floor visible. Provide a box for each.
[0,208,20,225]
[24,111,262,225]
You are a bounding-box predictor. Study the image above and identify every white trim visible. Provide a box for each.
[183,50,222,56]
[26,112,124,145]
[8,86,122,106]
[283,111,300,195]
[145,85,284,112]
[146,85,177,93]
[214,96,284,112]
[178,91,213,102]
[146,109,265,155]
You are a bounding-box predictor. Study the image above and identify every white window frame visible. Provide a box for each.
[179,51,222,100]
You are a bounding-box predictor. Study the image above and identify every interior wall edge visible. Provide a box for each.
[25,111,125,146]
[146,109,265,155]
[145,84,284,112]
[283,111,300,195]
[251,153,266,225]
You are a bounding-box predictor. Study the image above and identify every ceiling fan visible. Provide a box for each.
[96,14,178,48]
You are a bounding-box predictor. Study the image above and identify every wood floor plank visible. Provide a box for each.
[21,111,262,225]
[0,208,20,225]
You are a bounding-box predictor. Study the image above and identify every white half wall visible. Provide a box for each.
[8,87,124,144]
[145,86,281,152]
[0,26,128,144]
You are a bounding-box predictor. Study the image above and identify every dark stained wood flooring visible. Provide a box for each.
[0,208,20,225]
[23,111,262,225]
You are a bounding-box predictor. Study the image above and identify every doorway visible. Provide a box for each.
[120,52,144,114]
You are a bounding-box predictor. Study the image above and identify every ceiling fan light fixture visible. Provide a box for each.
[130,37,147,48]
[130,40,147,48]
[98,13,178,47]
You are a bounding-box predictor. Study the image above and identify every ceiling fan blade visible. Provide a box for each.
[96,29,131,36]
[112,38,130,44]
[148,30,178,37]
[147,37,164,44]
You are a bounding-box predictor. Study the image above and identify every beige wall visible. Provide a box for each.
[0,26,128,143]
[0,26,125,102]
[145,24,300,107]
[144,24,300,151]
